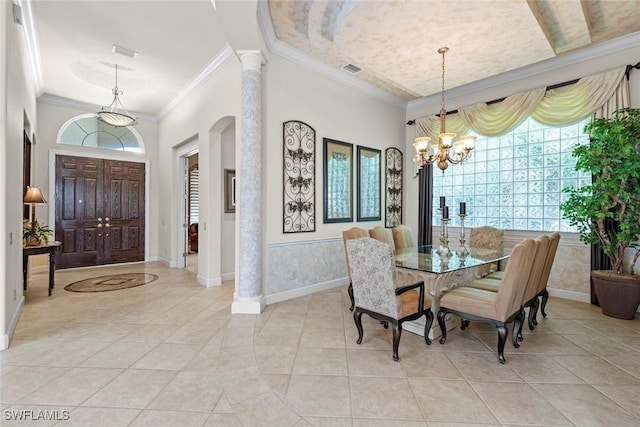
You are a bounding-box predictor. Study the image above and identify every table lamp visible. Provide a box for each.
[23,186,47,245]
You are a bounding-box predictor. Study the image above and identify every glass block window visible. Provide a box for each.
[57,114,144,153]
[432,117,591,232]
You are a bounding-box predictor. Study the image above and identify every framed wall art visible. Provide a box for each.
[323,138,353,223]
[224,169,236,213]
[357,146,381,221]
[283,120,316,233]
[385,147,403,227]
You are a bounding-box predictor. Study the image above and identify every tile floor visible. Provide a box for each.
[2,262,640,426]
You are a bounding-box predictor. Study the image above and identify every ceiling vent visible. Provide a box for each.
[112,44,138,59]
[341,63,361,74]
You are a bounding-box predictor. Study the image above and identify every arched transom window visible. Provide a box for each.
[57,114,144,153]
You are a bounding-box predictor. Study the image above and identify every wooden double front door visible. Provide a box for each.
[55,155,145,269]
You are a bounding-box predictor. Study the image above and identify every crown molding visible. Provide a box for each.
[157,44,235,120]
[257,1,407,109]
[407,31,640,113]
[37,94,157,123]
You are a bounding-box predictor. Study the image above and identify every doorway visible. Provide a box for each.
[54,154,145,269]
[185,152,199,273]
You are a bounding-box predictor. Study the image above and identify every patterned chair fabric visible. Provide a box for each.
[369,226,396,251]
[342,227,369,312]
[346,237,433,361]
[469,226,504,277]
[392,225,415,250]
[437,238,536,363]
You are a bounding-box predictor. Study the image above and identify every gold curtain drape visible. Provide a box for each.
[414,66,627,139]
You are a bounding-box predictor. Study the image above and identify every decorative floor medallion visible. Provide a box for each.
[64,273,159,292]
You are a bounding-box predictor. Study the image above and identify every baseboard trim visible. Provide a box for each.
[2,296,25,351]
[547,287,590,304]
[221,272,235,282]
[266,277,348,305]
[231,295,266,314]
[198,274,222,287]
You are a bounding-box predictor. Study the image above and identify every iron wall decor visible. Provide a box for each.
[357,146,381,221]
[323,138,353,223]
[283,120,316,232]
[385,147,403,227]
[224,169,236,213]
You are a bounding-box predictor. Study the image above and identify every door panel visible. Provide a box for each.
[55,155,145,269]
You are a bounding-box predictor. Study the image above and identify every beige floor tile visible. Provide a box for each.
[128,409,210,427]
[215,344,259,372]
[285,375,351,417]
[505,354,585,384]
[1,404,74,427]
[220,326,254,348]
[64,407,141,427]
[553,355,640,385]
[435,329,494,353]
[600,352,640,378]
[300,327,346,348]
[446,351,522,382]
[79,341,157,368]
[564,333,639,356]
[220,366,272,404]
[594,384,640,418]
[346,348,406,377]
[532,383,640,426]
[26,340,111,367]
[293,347,348,376]
[232,391,300,426]
[0,367,69,403]
[132,343,202,370]
[353,419,426,427]
[350,376,423,420]
[147,370,223,411]
[18,367,122,406]
[398,350,463,379]
[81,369,176,408]
[578,318,640,337]
[261,373,291,400]
[254,345,297,374]
[409,378,498,424]
[303,416,353,426]
[254,325,303,348]
[203,412,243,426]
[0,339,65,366]
[469,381,571,425]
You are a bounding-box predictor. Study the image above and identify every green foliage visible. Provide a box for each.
[560,108,640,274]
[23,221,53,245]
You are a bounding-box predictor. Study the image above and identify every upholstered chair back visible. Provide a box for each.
[369,226,396,251]
[342,227,369,280]
[392,225,415,250]
[470,226,504,276]
[493,239,537,321]
[537,232,560,294]
[521,235,550,304]
[346,237,404,320]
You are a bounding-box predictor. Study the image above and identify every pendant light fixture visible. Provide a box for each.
[97,64,137,127]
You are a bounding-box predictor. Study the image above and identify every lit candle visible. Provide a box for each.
[440,196,446,209]
[443,206,449,219]
[460,202,466,215]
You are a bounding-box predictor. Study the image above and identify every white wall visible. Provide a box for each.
[1,2,39,350]
[220,122,236,279]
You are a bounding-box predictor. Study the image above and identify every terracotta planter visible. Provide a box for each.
[591,270,640,320]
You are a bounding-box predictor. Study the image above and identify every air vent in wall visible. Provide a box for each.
[341,63,362,74]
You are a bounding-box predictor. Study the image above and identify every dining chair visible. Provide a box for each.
[469,225,504,277]
[342,227,370,311]
[437,238,536,363]
[530,232,561,327]
[392,225,415,250]
[369,226,396,251]
[346,237,433,361]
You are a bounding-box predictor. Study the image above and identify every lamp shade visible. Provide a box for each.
[24,186,47,204]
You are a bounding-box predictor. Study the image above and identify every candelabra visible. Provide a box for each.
[438,217,452,258]
[456,213,469,258]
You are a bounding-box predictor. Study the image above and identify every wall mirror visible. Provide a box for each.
[357,146,381,221]
[323,138,353,223]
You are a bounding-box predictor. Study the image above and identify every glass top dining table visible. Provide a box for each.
[393,245,511,314]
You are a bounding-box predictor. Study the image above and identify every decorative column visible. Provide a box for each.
[232,50,265,314]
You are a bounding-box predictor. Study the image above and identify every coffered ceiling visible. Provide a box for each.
[21,0,640,119]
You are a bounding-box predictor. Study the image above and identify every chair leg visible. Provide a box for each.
[529,298,540,330]
[423,310,433,345]
[391,321,402,362]
[540,289,549,318]
[513,309,524,347]
[437,311,448,344]
[353,309,364,344]
[496,324,508,364]
[348,283,355,311]
[460,319,470,330]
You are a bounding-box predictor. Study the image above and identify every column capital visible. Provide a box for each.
[237,50,265,72]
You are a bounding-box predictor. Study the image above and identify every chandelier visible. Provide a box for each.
[413,47,475,171]
[97,64,137,127]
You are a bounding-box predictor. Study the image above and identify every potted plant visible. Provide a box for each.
[23,221,53,247]
[560,107,640,319]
